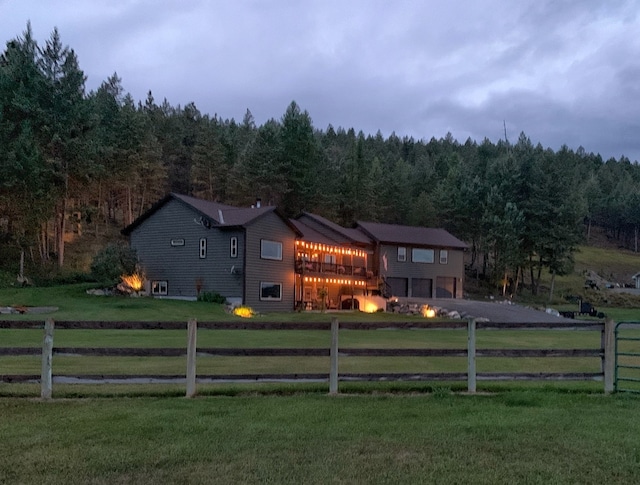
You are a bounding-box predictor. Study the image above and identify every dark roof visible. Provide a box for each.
[298,212,371,245]
[356,221,468,249]
[122,193,302,236]
[290,219,341,245]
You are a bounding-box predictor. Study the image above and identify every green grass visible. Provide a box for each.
[1,392,640,484]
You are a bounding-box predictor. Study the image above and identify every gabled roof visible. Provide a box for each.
[297,212,372,245]
[122,193,302,236]
[290,219,341,246]
[356,221,468,249]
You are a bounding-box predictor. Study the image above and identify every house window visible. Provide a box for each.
[412,248,435,263]
[151,281,168,295]
[199,238,207,259]
[170,239,185,247]
[260,281,282,301]
[440,250,448,264]
[397,247,407,262]
[261,239,283,260]
[230,237,238,258]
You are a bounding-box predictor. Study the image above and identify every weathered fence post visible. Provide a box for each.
[329,317,339,395]
[41,318,54,399]
[467,318,477,393]
[186,319,197,398]
[603,318,615,394]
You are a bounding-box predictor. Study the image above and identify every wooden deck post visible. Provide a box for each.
[603,318,615,394]
[186,319,197,398]
[467,318,477,393]
[41,318,54,399]
[329,317,339,395]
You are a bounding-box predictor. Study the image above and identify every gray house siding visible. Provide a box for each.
[243,211,297,312]
[129,199,244,299]
[379,243,464,298]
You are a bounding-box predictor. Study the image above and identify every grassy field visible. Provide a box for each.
[2,392,640,484]
[2,267,640,483]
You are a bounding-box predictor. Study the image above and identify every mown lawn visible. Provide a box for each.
[1,392,640,484]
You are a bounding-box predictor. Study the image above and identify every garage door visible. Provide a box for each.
[386,277,408,297]
[436,276,456,298]
[411,278,432,298]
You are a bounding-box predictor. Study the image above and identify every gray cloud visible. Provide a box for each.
[1,0,639,160]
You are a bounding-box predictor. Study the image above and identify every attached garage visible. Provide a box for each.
[387,277,408,297]
[436,276,456,298]
[411,278,433,298]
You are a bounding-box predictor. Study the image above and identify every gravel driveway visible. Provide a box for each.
[396,297,582,323]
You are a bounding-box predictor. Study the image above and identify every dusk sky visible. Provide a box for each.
[2,0,639,161]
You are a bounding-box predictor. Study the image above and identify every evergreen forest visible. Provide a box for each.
[2,25,640,294]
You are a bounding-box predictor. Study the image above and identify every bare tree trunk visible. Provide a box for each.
[57,197,67,267]
[514,266,522,298]
[126,186,133,226]
[549,269,556,303]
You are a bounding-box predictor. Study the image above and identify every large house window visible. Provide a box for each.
[199,238,207,259]
[260,281,282,301]
[397,247,406,262]
[230,237,238,258]
[151,281,168,295]
[440,250,448,264]
[412,248,435,263]
[260,239,283,260]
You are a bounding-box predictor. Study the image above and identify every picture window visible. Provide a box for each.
[412,248,435,263]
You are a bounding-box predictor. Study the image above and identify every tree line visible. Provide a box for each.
[2,25,639,294]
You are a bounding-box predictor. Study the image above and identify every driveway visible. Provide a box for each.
[395,297,582,323]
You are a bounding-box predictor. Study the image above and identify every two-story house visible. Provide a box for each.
[122,193,467,312]
[122,193,301,313]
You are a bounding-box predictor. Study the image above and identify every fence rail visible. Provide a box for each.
[0,317,614,398]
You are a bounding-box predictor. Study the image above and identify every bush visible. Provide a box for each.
[197,291,227,304]
[91,244,138,284]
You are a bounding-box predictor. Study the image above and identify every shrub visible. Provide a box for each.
[91,244,138,284]
[197,291,227,304]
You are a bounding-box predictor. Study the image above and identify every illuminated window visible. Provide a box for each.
[260,282,282,301]
[199,238,207,259]
[412,248,434,263]
[260,240,282,260]
[230,237,238,258]
[397,247,406,262]
[151,281,168,295]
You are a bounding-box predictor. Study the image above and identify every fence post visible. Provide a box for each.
[329,317,339,395]
[467,318,476,393]
[603,318,615,394]
[186,319,197,398]
[41,318,54,400]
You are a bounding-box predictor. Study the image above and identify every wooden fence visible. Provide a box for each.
[0,318,615,398]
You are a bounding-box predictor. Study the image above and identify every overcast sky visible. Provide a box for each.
[2,0,639,161]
